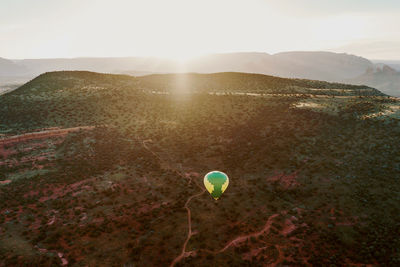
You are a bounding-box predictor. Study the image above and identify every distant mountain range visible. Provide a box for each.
[371,60,400,71]
[1,51,399,96]
[346,64,400,96]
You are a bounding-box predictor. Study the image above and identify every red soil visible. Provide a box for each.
[0,126,94,147]
[23,178,95,202]
[281,217,297,236]
[0,126,94,180]
[138,202,169,214]
[34,246,68,266]
[267,171,300,189]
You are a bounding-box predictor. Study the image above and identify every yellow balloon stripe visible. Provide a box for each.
[203,177,215,194]
[221,178,229,193]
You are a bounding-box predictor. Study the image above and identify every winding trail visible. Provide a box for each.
[141,139,162,162]
[142,137,295,266]
[142,141,309,266]
[140,138,207,267]
[218,213,279,253]
[169,190,280,266]
[170,189,205,267]
[194,213,291,266]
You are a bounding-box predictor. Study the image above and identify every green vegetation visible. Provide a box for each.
[0,71,398,266]
[0,71,384,134]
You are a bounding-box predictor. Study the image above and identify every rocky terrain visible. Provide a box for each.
[0,71,399,266]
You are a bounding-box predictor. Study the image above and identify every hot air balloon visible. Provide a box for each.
[204,171,229,200]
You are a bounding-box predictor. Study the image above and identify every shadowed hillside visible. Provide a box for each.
[0,71,399,266]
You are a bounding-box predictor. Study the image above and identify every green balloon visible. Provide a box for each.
[204,171,229,200]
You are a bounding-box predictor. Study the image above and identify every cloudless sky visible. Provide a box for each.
[1,0,399,59]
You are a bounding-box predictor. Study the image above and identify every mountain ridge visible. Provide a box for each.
[9,70,385,97]
[1,51,399,96]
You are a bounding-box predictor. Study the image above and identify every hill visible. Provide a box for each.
[2,51,398,96]
[0,71,399,266]
[0,71,384,133]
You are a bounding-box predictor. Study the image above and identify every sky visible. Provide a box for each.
[1,0,399,60]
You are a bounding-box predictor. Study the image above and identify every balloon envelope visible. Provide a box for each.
[204,171,229,200]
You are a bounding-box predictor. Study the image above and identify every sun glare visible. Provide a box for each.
[1,0,399,59]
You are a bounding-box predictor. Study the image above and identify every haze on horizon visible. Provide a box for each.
[1,0,399,60]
